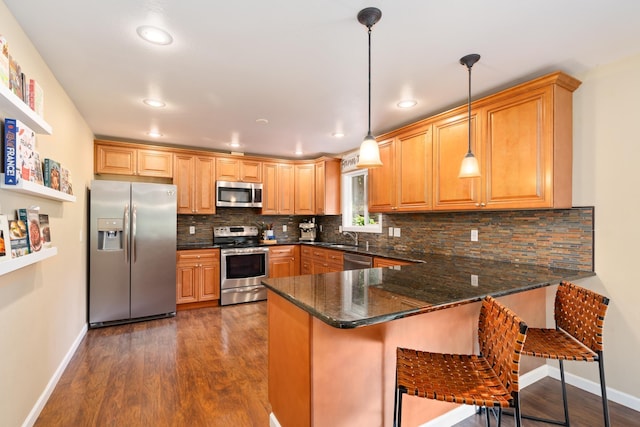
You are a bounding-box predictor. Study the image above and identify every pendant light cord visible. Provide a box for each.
[367,25,373,138]
[467,63,472,155]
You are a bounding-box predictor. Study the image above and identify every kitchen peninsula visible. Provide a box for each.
[262,255,594,427]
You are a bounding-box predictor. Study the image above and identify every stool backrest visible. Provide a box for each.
[478,296,528,397]
[555,281,610,353]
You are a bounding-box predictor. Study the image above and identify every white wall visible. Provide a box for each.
[0,2,94,426]
[570,53,640,398]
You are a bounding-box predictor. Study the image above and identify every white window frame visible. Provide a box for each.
[341,169,382,234]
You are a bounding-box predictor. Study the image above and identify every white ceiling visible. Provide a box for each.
[6,0,640,159]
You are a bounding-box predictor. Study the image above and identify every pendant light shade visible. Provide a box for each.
[458,53,481,178]
[356,7,383,169]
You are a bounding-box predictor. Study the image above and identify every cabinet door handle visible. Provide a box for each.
[475,202,486,207]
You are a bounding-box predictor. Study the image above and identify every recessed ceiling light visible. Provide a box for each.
[136,26,173,45]
[143,98,166,108]
[332,132,345,138]
[255,118,269,125]
[397,99,417,109]
[147,131,163,138]
[227,142,241,148]
[295,150,303,156]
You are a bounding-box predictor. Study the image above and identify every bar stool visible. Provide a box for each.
[393,296,528,427]
[519,280,610,426]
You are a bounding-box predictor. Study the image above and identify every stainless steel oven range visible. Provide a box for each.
[214,226,269,306]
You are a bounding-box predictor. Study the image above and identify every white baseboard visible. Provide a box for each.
[21,323,88,427]
[547,365,640,412]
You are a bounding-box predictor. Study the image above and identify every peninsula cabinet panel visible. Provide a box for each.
[432,110,481,210]
[174,154,216,214]
[216,157,262,182]
[294,163,315,215]
[262,162,294,215]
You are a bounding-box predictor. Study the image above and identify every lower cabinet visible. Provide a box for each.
[301,246,343,274]
[176,249,220,305]
[269,245,300,278]
[373,257,414,269]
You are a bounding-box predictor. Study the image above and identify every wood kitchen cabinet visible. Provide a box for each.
[315,158,341,215]
[268,245,300,278]
[262,162,295,215]
[306,246,343,274]
[368,125,433,213]
[94,140,173,177]
[216,157,262,182]
[373,257,415,269]
[176,249,220,306]
[173,154,216,214]
[294,163,316,215]
[433,71,580,211]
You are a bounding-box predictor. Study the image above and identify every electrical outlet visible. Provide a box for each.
[339,225,343,233]
[319,224,323,232]
[282,225,287,232]
[189,226,196,235]
[471,274,479,287]
[388,227,393,237]
[471,229,478,242]
[393,227,401,237]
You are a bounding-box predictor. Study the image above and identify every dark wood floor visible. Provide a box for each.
[36,302,638,426]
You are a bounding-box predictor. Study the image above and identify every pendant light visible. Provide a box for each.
[458,53,481,178]
[356,7,383,168]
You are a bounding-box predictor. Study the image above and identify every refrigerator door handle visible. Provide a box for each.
[124,204,130,262]
[132,204,137,263]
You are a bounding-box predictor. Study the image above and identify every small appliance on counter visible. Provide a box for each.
[299,220,317,242]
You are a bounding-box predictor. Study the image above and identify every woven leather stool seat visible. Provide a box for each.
[512,281,610,427]
[394,296,528,427]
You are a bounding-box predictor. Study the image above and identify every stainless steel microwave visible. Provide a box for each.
[216,181,263,208]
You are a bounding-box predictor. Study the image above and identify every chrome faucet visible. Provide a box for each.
[343,231,358,247]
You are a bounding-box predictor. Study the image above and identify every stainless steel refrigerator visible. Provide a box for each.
[89,180,177,327]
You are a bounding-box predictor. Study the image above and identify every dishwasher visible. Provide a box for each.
[343,253,373,271]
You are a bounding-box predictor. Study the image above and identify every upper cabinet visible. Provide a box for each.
[94,140,173,178]
[369,125,432,213]
[174,154,216,214]
[215,157,262,183]
[370,71,581,213]
[262,162,294,215]
[294,163,315,215]
[315,158,341,215]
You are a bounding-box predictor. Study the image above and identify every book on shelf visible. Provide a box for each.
[28,78,44,117]
[43,158,61,191]
[39,213,51,249]
[3,118,36,185]
[0,214,12,262]
[26,208,42,253]
[16,208,30,254]
[8,218,29,258]
[60,166,73,195]
[30,151,44,185]
[0,35,8,89]
[8,54,22,101]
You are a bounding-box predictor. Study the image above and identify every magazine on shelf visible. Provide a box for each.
[30,151,44,185]
[16,208,30,253]
[0,215,12,262]
[0,35,9,88]
[60,167,73,195]
[28,78,44,117]
[26,208,42,253]
[8,219,28,258]
[43,158,61,190]
[8,54,22,101]
[39,213,51,248]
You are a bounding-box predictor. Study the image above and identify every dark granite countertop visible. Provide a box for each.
[262,253,595,329]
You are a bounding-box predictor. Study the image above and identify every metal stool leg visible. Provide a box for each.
[559,359,570,426]
[598,353,611,427]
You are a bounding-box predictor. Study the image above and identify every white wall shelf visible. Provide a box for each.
[0,83,52,135]
[0,247,58,276]
[0,174,76,202]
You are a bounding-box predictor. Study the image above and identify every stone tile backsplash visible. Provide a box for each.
[178,207,594,271]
